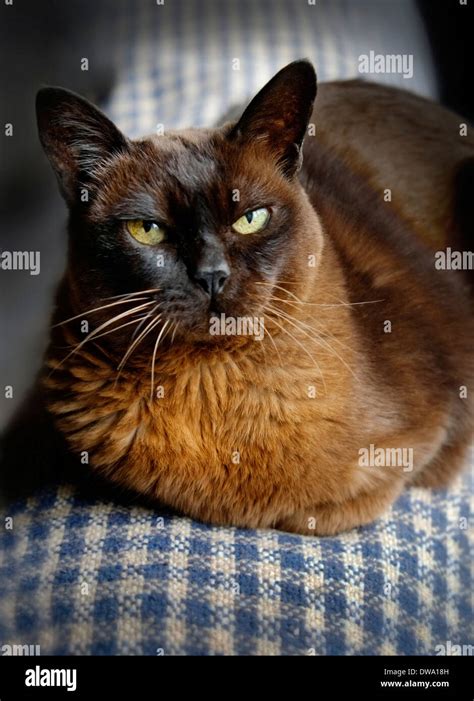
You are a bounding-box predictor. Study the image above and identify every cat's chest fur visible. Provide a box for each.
[43,341,369,525]
[46,346,335,459]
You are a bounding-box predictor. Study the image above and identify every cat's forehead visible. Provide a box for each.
[94,128,222,205]
[140,127,219,173]
[91,125,283,218]
[132,129,220,180]
[147,126,216,149]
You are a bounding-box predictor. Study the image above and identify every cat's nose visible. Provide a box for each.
[194,266,230,298]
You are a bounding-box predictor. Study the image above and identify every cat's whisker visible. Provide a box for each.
[256,281,302,303]
[70,314,149,346]
[150,319,171,401]
[261,314,283,370]
[266,297,384,307]
[116,310,163,376]
[264,296,356,355]
[263,308,327,393]
[273,305,356,368]
[259,290,365,367]
[52,297,151,328]
[170,320,180,346]
[257,279,300,288]
[266,304,357,381]
[256,282,384,308]
[257,322,269,369]
[113,314,164,388]
[130,303,163,343]
[50,303,153,373]
[307,317,357,355]
[71,303,153,347]
[266,302,336,348]
[102,287,161,301]
[249,295,295,369]
[250,290,353,360]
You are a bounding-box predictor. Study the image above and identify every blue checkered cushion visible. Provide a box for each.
[1,0,469,656]
[0,474,471,655]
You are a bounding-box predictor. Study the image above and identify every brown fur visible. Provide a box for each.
[8,63,473,535]
[313,80,474,251]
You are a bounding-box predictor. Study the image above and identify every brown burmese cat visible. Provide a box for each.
[3,61,473,534]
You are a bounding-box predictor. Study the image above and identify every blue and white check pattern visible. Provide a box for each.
[1,0,470,656]
[106,0,437,136]
[0,474,471,655]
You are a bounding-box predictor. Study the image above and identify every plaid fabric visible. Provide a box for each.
[106,0,437,136]
[0,474,471,656]
[1,0,470,656]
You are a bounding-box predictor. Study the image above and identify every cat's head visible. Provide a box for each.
[37,60,322,352]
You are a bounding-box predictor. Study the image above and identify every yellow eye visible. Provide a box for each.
[232,207,270,235]
[126,220,166,245]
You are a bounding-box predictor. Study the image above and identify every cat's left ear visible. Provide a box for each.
[229,60,317,178]
[36,87,129,205]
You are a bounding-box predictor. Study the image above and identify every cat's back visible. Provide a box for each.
[300,80,474,413]
[305,80,474,252]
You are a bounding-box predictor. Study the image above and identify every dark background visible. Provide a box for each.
[418,0,472,121]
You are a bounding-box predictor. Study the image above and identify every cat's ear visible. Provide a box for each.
[229,60,317,177]
[36,87,129,204]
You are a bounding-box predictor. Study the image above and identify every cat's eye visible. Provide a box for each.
[126,219,166,245]
[232,207,270,235]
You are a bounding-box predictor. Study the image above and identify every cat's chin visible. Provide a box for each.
[152,308,261,349]
[177,320,260,348]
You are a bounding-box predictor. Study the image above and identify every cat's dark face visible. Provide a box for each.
[37,61,321,351]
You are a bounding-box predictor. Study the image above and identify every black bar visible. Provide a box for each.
[0,655,472,699]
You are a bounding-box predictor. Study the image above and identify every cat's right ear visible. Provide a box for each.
[36,87,129,205]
